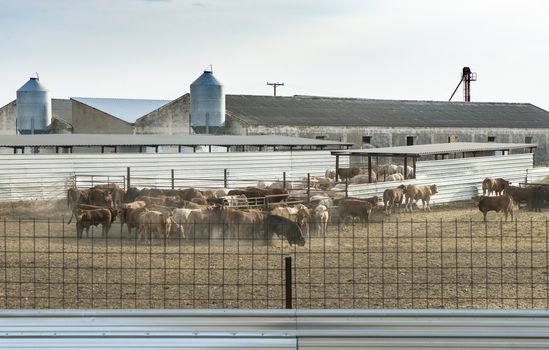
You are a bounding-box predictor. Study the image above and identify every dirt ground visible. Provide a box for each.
[1,198,549,310]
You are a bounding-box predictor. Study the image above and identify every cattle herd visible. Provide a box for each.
[64,167,549,245]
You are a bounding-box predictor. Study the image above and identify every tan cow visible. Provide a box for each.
[405,184,438,212]
[383,185,407,215]
[67,187,89,209]
[385,173,404,182]
[138,210,170,242]
[313,204,329,235]
[482,178,510,196]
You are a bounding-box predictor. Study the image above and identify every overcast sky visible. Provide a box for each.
[1,0,548,111]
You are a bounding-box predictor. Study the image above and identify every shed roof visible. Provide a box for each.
[0,133,351,149]
[71,97,171,123]
[331,142,537,157]
[225,95,549,129]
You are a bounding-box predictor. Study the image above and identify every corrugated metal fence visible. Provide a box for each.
[347,153,540,203]
[0,151,348,202]
[1,309,549,349]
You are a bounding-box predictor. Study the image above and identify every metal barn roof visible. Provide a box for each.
[225,95,549,128]
[0,133,351,149]
[332,142,537,157]
[71,97,171,123]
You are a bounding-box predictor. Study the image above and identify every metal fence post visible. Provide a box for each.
[345,178,348,198]
[224,169,228,188]
[307,173,311,203]
[171,169,175,190]
[283,172,286,190]
[285,256,292,309]
[126,167,131,190]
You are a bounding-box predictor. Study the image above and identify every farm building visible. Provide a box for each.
[2,72,549,161]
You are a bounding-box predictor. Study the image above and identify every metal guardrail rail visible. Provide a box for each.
[1,309,549,349]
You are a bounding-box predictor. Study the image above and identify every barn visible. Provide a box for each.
[2,72,549,162]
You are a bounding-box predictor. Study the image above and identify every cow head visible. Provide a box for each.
[397,184,407,192]
[471,196,482,204]
[430,184,438,194]
[287,227,306,247]
[104,192,114,207]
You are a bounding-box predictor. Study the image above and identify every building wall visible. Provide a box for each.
[0,101,16,134]
[71,100,133,134]
[134,94,190,134]
[225,121,549,163]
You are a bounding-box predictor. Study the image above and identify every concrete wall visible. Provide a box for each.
[134,94,190,134]
[0,100,16,134]
[71,99,133,134]
[225,121,549,163]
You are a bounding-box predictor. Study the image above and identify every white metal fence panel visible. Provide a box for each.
[1,309,549,349]
[0,151,347,202]
[526,167,549,184]
[347,153,535,205]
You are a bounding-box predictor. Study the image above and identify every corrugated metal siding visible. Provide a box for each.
[1,309,549,349]
[526,167,549,184]
[0,151,347,202]
[347,154,534,204]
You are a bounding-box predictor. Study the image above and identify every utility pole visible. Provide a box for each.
[267,82,284,96]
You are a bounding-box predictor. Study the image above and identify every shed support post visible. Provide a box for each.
[413,157,417,179]
[114,146,118,154]
[224,169,228,188]
[209,145,212,153]
[126,167,131,190]
[368,156,372,183]
[283,172,286,190]
[55,146,59,154]
[178,145,182,153]
[404,156,408,180]
[307,173,311,203]
[171,169,175,190]
[335,155,340,182]
[155,146,158,153]
[101,146,104,154]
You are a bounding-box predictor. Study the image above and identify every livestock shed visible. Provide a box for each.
[331,142,537,181]
[0,133,351,154]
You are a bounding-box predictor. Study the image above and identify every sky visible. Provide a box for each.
[1,0,548,111]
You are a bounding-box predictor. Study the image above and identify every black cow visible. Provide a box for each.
[264,214,306,246]
[123,187,140,203]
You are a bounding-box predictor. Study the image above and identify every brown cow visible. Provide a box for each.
[68,203,118,225]
[227,187,289,203]
[405,184,438,212]
[118,201,147,234]
[75,208,112,238]
[383,185,407,216]
[502,182,536,210]
[337,167,360,181]
[124,206,149,236]
[67,187,89,209]
[338,199,373,226]
[482,178,510,196]
[472,195,515,222]
[88,189,113,207]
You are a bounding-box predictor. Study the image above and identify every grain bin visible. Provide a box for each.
[16,77,51,133]
[190,70,225,133]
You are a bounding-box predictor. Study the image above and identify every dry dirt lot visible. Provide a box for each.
[1,198,549,310]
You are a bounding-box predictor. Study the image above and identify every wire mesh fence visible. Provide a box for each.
[1,217,549,309]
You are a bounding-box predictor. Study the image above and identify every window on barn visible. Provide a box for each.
[315,135,326,140]
[488,136,496,142]
[362,136,371,144]
[525,136,533,144]
[406,136,416,146]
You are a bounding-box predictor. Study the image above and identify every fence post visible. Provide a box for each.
[285,256,292,309]
[345,178,348,198]
[126,167,131,190]
[307,173,311,203]
[283,172,286,190]
[171,169,175,190]
[224,169,228,188]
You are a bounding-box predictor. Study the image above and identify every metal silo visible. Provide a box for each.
[190,70,225,134]
[16,77,52,134]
